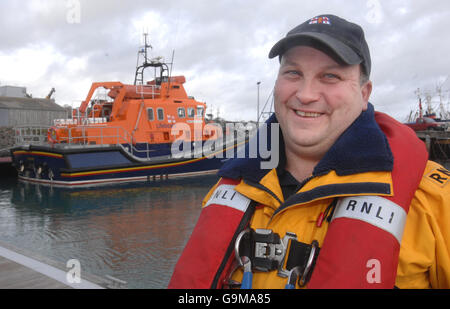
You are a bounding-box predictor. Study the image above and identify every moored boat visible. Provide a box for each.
[10,36,244,187]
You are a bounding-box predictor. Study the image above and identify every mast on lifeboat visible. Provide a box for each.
[134,33,169,86]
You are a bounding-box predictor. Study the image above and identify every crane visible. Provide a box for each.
[46,87,55,99]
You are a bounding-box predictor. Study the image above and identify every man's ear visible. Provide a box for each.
[361,80,372,110]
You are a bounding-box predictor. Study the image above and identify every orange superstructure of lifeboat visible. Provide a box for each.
[48,36,221,156]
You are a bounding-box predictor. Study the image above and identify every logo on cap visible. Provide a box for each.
[309,16,331,25]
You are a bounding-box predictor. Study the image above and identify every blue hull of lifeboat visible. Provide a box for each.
[10,143,233,187]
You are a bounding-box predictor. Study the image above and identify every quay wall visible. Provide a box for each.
[0,126,14,152]
[0,126,16,177]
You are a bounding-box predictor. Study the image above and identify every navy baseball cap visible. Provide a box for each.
[269,14,371,77]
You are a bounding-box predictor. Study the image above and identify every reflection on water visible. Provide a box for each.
[0,175,219,288]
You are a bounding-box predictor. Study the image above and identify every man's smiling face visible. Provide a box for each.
[274,45,372,160]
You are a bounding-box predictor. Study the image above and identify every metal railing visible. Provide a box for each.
[13,123,159,160]
[14,121,160,160]
[13,121,249,162]
[54,117,108,126]
[14,125,51,146]
[59,125,133,147]
[136,84,160,99]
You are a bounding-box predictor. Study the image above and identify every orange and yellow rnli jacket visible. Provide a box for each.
[169,104,450,289]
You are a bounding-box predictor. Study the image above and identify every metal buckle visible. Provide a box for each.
[234,228,250,268]
[298,240,319,287]
[234,228,319,288]
[235,228,299,276]
[277,232,298,278]
[253,228,285,272]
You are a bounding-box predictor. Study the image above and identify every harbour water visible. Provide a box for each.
[0,174,219,289]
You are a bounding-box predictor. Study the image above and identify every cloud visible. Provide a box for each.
[0,0,449,122]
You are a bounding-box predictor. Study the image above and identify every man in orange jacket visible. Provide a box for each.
[169,14,450,289]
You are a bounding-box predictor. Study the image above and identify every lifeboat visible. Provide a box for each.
[10,35,244,187]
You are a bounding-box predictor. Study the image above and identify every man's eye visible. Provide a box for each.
[323,73,340,80]
[285,70,301,76]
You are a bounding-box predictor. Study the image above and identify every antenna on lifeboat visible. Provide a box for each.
[134,32,153,85]
[142,32,152,64]
[167,50,175,96]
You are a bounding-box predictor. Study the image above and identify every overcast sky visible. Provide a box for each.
[0,0,449,122]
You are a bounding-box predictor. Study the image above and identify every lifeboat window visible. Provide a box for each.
[187,107,195,118]
[103,108,111,117]
[197,106,204,118]
[178,108,186,118]
[157,108,165,121]
[147,108,154,121]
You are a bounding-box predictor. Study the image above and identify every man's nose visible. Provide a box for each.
[295,79,320,104]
